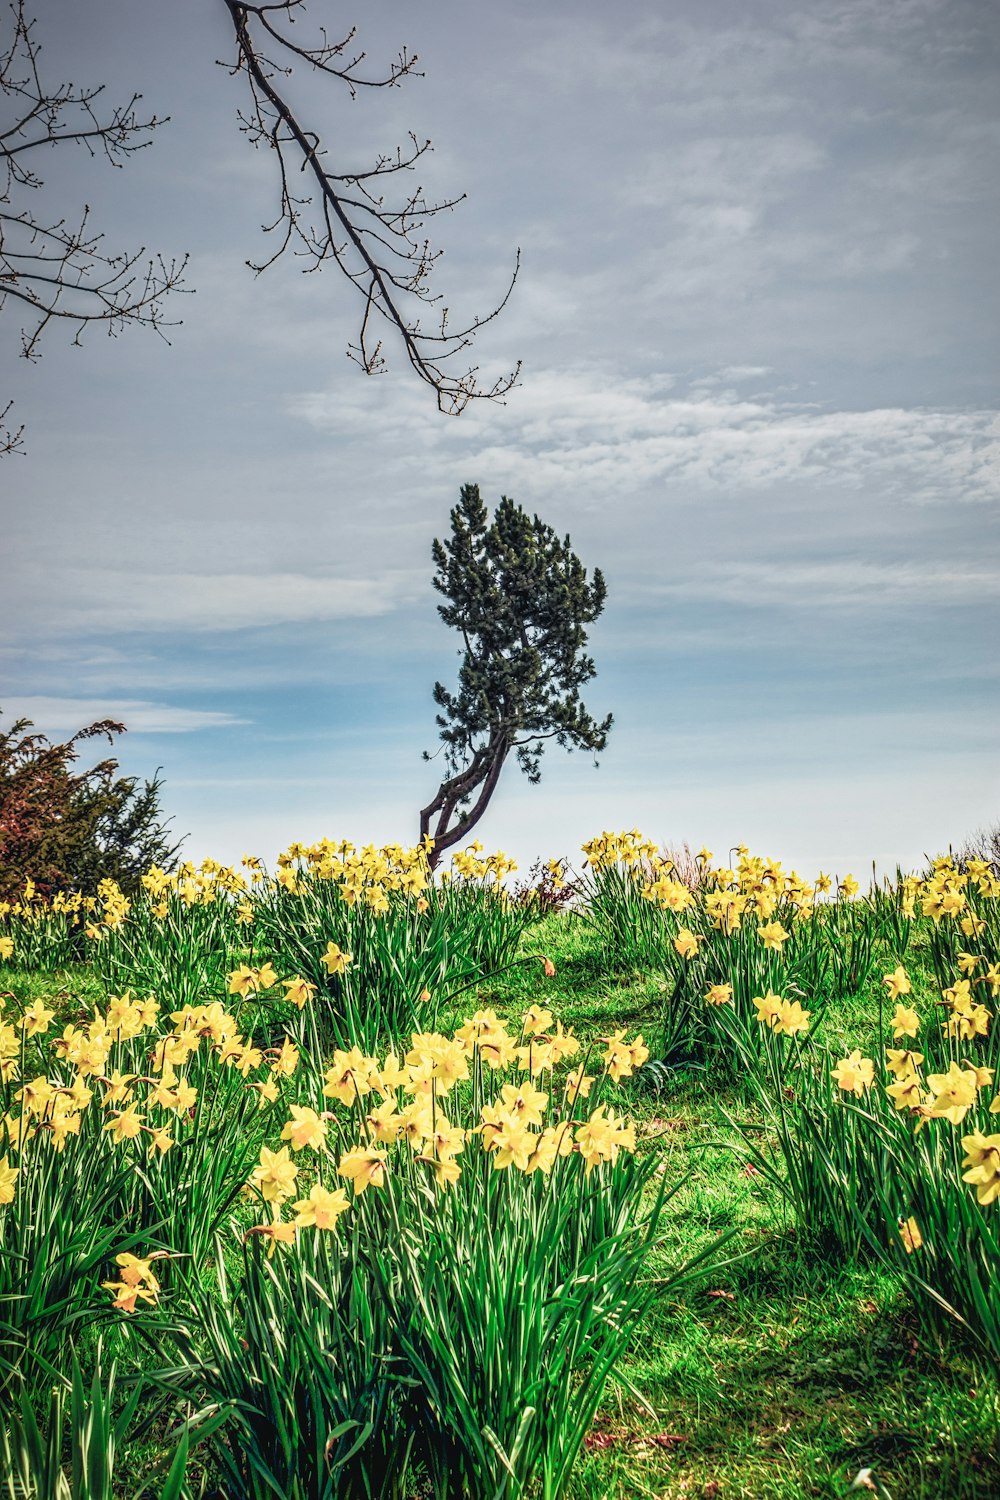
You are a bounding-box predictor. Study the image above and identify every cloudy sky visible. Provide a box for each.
[3,0,999,879]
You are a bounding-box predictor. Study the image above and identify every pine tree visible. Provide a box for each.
[420,485,612,867]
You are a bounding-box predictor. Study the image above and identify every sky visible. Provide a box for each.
[3,0,999,882]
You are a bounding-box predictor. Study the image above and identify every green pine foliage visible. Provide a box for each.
[420,486,612,866]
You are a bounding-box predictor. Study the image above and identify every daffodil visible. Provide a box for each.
[564,1066,594,1102]
[17,1075,55,1117]
[397,1100,434,1151]
[103,1069,138,1107]
[365,1096,402,1143]
[292,1183,351,1230]
[251,1145,299,1205]
[752,992,784,1028]
[673,928,699,959]
[575,1106,636,1175]
[759,921,789,952]
[103,1281,158,1313]
[116,1253,160,1289]
[962,961,998,1002]
[899,1216,922,1253]
[891,1003,920,1039]
[19,999,55,1036]
[419,1153,463,1189]
[925,1062,979,1125]
[281,976,317,1011]
[372,1052,409,1095]
[522,1004,554,1037]
[322,942,352,976]
[0,1155,18,1204]
[883,967,911,1003]
[338,1146,388,1194]
[146,1125,174,1157]
[886,1075,923,1111]
[488,1116,536,1171]
[103,1252,161,1311]
[171,1077,198,1113]
[323,1047,373,1106]
[103,1104,144,1143]
[428,1117,465,1162]
[227,964,257,997]
[600,1029,640,1081]
[961,1131,1000,1205]
[832,1050,874,1096]
[247,1220,297,1258]
[773,999,810,1038]
[270,1037,300,1077]
[628,1034,649,1069]
[525,1122,574,1175]
[280,1105,327,1152]
[885,1048,923,1079]
[499,1081,548,1129]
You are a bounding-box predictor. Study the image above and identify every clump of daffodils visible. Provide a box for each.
[266,836,517,908]
[0,976,304,1179]
[243,1005,649,1247]
[752,991,811,1038]
[827,957,1000,1208]
[594,833,831,929]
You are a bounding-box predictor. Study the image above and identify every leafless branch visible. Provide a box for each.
[0,396,23,453]
[219,0,520,414]
[0,0,188,448]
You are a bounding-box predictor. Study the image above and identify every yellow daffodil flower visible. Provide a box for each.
[891,1003,920,1039]
[322,942,352,976]
[281,976,317,1011]
[832,1050,874,1096]
[883,967,911,1003]
[961,1131,1000,1205]
[338,1146,388,1194]
[759,920,789,951]
[899,1216,922,1253]
[292,1183,351,1230]
[752,992,784,1028]
[0,1155,18,1204]
[673,928,700,960]
[251,1145,299,1204]
[280,1105,327,1152]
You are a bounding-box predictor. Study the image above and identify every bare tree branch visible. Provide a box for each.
[1,0,520,454]
[219,0,520,414]
[0,395,23,453]
[0,0,190,449]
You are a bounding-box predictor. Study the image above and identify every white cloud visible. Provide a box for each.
[648,557,1000,610]
[621,133,827,215]
[14,568,423,635]
[293,367,1000,507]
[715,366,774,383]
[2,698,245,735]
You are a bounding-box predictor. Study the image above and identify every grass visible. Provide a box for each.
[1,901,998,1500]
[469,911,1000,1500]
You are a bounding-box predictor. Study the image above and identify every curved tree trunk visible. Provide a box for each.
[419,735,510,870]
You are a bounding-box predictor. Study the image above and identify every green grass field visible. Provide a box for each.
[495,914,1000,1500]
[2,892,998,1500]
